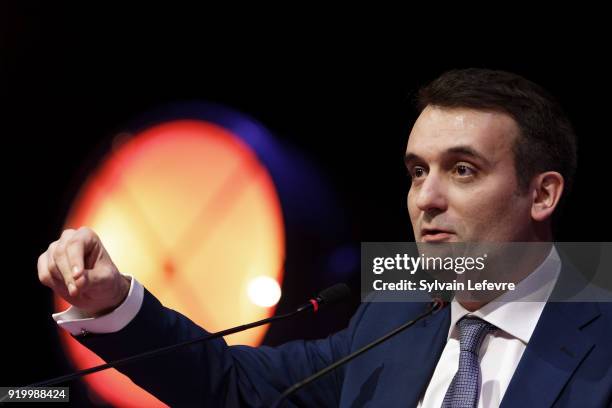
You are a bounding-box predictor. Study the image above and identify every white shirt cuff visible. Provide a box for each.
[52,274,144,336]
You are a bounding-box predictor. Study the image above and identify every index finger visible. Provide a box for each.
[67,227,98,279]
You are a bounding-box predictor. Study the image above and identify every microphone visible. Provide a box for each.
[22,283,351,389]
[297,283,351,313]
[271,297,447,408]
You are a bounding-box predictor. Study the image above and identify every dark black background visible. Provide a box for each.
[2,3,609,406]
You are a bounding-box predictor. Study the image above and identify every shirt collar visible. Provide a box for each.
[448,246,561,344]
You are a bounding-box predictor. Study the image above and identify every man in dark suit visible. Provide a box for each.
[39,69,612,407]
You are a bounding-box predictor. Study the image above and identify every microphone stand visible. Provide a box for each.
[19,283,351,391]
[271,299,446,408]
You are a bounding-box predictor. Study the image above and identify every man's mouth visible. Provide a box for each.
[420,228,455,242]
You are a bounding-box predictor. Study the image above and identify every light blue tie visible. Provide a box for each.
[441,317,496,408]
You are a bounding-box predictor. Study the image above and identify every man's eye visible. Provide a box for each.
[412,167,426,178]
[454,164,475,177]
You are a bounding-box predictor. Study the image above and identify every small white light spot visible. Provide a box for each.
[247,276,281,307]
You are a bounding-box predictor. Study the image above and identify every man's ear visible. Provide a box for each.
[531,171,564,222]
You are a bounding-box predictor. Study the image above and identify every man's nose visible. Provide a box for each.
[415,172,448,214]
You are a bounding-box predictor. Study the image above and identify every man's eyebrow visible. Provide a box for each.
[446,145,492,167]
[404,152,423,168]
[404,145,492,167]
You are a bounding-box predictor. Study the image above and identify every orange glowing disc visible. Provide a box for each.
[55,119,285,407]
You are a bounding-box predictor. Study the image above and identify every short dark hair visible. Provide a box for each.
[416,69,577,207]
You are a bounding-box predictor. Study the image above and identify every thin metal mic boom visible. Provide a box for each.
[24,284,351,388]
[271,298,446,408]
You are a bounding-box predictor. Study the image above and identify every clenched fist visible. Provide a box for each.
[37,227,130,317]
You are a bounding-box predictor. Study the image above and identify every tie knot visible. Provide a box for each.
[457,317,496,354]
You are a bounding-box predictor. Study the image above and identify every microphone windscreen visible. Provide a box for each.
[318,283,351,305]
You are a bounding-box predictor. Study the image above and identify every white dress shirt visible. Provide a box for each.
[418,246,561,407]
[54,248,561,407]
[53,275,144,335]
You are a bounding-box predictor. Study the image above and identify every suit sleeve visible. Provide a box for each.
[76,287,367,407]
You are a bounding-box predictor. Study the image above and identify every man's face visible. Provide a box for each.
[406,105,534,243]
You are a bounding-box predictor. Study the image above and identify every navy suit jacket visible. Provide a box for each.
[78,271,612,407]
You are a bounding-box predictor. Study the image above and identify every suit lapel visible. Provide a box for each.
[368,306,451,407]
[500,301,599,407]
